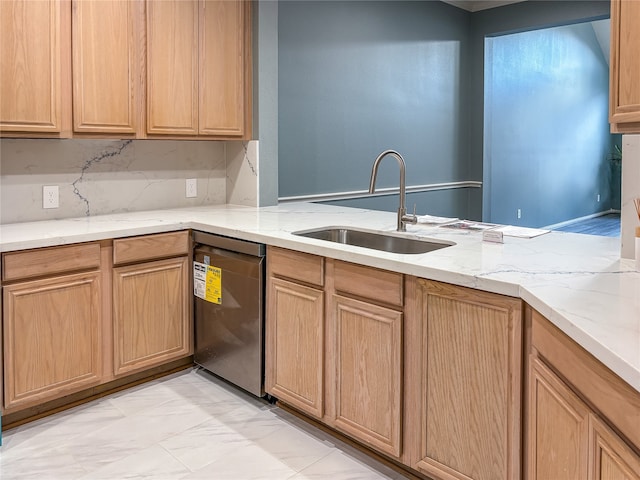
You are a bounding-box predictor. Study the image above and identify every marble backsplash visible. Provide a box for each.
[0,138,259,224]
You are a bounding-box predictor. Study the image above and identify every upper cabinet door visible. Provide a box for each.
[146,0,199,135]
[610,0,640,132]
[0,0,71,135]
[199,0,247,137]
[72,0,140,134]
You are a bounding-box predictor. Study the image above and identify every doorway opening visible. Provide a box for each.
[483,19,621,237]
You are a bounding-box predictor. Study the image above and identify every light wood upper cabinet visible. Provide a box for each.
[406,278,523,480]
[146,0,250,138]
[610,0,640,133]
[199,0,246,136]
[72,0,141,134]
[146,0,198,135]
[1,0,250,138]
[0,0,71,135]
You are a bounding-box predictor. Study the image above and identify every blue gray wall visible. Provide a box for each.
[277,0,613,224]
[278,0,477,218]
[485,22,611,227]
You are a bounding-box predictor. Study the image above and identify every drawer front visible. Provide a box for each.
[268,246,324,287]
[2,243,101,282]
[113,231,190,265]
[334,260,403,307]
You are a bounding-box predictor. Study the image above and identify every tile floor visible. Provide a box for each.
[0,368,410,479]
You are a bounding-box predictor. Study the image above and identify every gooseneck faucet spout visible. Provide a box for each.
[368,150,418,232]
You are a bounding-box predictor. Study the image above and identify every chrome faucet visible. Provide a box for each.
[368,150,417,232]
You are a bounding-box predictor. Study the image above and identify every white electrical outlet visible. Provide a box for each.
[186,178,197,198]
[43,185,59,209]
[517,208,521,219]
[597,194,601,202]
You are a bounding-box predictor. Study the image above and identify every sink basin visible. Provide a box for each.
[293,227,454,254]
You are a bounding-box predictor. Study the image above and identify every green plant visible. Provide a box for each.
[608,144,622,166]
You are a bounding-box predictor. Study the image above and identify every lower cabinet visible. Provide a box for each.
[112,231,191,377]
[331,293,402,457]
[1,231,192,417]
[266,247,404,457]
[528,357,589,480]
[266,276,324,418]
[3,271,102,410]
[528,357,640,480]
[527,309,640,480]
[327,257,404,459]
[591,415,640,480]
[406,278,523,480]
[266,248,522,475]
[2,243,104,411]
[113,256,190,376]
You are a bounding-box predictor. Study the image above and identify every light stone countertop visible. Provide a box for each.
[1,202,638,394]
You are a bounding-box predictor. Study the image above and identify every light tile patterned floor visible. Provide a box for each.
[0,368,409,479]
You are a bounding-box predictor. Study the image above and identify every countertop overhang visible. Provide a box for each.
[1,202,638,394]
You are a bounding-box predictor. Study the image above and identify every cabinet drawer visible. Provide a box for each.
[334,260,403,307]
[2,243,101,282]
[268,246,324,287]
[113,231,189,265]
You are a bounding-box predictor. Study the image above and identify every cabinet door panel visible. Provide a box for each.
[590,415,640,480]
[332,294,402,458]
[610,0,640,129]
[199,0,245,136]
[72,0,138,133]
[413,280,522,480]
[146,0,198,135]
[113,257,190,376]
[266,277,324,418]
[0,0,67,133]
[3,272,102,410]
[528,358,589,480]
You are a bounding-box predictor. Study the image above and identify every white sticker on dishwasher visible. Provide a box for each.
[193,261,222,304]
[194,261,207,299]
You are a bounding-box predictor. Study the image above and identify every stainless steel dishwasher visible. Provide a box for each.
[192,231,265,397]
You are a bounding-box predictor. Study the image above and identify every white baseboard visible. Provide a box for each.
[543,209,618,230]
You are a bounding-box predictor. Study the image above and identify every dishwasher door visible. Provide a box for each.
[193,244,265,397]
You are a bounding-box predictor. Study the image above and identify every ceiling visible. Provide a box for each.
[441,0,527,12]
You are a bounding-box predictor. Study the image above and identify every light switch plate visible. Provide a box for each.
[43,185,59,209]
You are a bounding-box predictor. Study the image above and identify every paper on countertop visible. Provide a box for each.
[439,220,499,231]
[491,225,550,238]
[416,214,459,225]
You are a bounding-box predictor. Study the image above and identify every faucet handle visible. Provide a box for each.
[404,203,418,225]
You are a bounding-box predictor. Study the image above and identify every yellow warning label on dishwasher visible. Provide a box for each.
[205,265,222,304]
[193,261,222,304]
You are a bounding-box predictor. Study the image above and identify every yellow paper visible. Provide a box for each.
[205,265,222,304]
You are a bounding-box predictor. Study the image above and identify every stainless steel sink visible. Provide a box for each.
[293,227,454,254]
